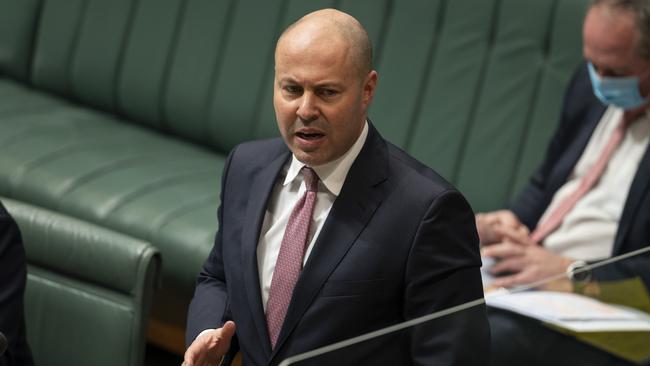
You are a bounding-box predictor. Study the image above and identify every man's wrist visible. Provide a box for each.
[566,260,595,295]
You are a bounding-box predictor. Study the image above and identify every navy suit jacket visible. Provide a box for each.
[510,63,650,289]
[187,124,489,365]
[0,201,33,366]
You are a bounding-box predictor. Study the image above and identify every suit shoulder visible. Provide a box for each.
[380,142,476,225]
[229,138,287,166]
[384,142,464,204]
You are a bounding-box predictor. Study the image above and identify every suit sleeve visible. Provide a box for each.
[185,146,239,355]
[591,255,650,292]
[0,203,33,366]
[403,190,490,366]
[592,210,650,291]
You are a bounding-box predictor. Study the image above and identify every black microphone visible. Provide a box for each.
[0,331,7,356]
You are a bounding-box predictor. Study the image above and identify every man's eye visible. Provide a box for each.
[283,85,302,94]
[319,88,339,97]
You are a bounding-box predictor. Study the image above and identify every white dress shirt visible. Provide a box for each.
[257,122,369,311]
[541,107,650,260]
[196,123,369,341]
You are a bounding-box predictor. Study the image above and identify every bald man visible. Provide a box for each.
[184,9,489,366]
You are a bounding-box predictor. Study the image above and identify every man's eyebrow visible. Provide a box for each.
[277,77,297,84]
[314,81,345,89]
[276,78,345,89]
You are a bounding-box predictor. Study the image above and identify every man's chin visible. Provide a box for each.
[292,149,328,166]
[294,153,321,166]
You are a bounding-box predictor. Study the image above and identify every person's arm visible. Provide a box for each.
[185,148,240,365]
[480,229,574,289]
[404,190,490,365]
[475,209,528,245]
[482,237,650,290]
[183,322,236,366]
[590,251,650,292]
[0,203,31,366]
[185,215,232,343]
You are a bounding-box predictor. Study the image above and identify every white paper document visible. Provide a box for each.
[480,256,496,288]
[486,291,650,332]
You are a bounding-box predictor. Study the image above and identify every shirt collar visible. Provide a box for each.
[283,121,369,196]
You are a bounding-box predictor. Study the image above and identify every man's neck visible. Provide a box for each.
[623,102,649,123]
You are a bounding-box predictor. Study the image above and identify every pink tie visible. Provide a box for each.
[530,117,629,243]
[266,167,319,349]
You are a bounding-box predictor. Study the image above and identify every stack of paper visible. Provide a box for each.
[486,291,650,332]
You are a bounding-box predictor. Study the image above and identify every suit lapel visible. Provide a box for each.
[614,143,650,253]
[241,150,290,358]
[269,125,389,360]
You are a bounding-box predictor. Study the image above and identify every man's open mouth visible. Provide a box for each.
[296,132,325,140]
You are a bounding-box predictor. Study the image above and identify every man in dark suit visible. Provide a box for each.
[183,8,489,366]
[0,201,34,366]
[477,0,650,365]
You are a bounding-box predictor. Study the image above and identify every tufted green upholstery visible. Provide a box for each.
[0,0,591,355]
[2,197,160,366]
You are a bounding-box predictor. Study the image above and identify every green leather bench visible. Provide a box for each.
[0,0,590,356]
[2,198,160,366]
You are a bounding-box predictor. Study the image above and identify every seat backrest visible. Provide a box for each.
[2,0,590,211]
[0,0,42,80]
[368,0,590,210]
[2,197,160,366]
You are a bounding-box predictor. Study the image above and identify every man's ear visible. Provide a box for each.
[362,70,378,106]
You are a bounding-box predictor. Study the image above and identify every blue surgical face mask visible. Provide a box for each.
[587,62,647,110]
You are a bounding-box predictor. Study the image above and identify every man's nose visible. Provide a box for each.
[296,94,319,122]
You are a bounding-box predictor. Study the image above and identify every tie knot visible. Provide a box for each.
[302,167,319,192]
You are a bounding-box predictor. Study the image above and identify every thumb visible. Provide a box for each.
[222,321,236,340]
[494,225,528,245]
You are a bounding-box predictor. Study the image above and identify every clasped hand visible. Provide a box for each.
[477,211,572,288]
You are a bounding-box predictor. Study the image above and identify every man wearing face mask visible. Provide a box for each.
[479,0,650,365]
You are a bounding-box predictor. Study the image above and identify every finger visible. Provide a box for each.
[222,321,236,340]
[210,322,237,358]
[482,242,524,259]
[515,225,530,236]
[182,352,194,366]
[476,212,497,226]
[494,226,533,246]
[183,346,195,365]
[504,224,530,238]
[490,256,526,275]
[492,271,529,288]
[476,215,500,245]
[183,340,206,366]
[497,212,520,227]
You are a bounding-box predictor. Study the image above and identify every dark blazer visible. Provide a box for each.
[510,62,650,289]
[187,124,489,365]
[0,201,34,366]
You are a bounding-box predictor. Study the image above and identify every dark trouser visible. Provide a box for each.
[488,307,636,366]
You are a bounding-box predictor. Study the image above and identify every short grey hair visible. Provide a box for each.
[592,0,650,59]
